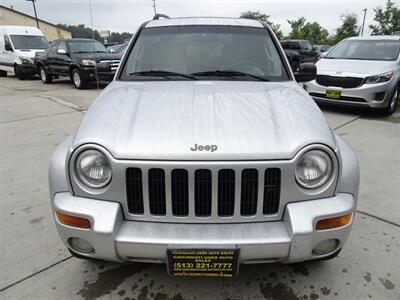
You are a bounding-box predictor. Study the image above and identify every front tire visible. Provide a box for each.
[71,69,87,89]
[39,66,52,84]
[382,85,399,116]
[14,64,25,80]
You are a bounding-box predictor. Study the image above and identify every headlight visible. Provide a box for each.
[80,59,96,66]
[295,150,333,189]
[19,56,33,64]
[75,149,112,188]
[364,71,394,84]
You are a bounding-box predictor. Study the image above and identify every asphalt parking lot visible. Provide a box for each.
[0,76,399,300]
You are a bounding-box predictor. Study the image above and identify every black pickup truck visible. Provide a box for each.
[34,38,120,89]
[281,40,319,71]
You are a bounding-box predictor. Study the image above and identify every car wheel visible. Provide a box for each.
[382,85,399,116]
[0,70,7,77]
[14,65,25,80]
[72,69,87,89]
[39,66,52,84]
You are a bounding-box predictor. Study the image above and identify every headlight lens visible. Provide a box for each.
[80,59,96,66]
[364,71,394,84]
[19,56,33,64]
[295,150,333,189]
[75,150,112,188]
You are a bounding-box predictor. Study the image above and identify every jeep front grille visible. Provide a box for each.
[126,167,281,220]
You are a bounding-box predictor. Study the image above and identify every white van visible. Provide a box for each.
[0,25,49,80]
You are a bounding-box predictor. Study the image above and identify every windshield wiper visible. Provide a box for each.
[129,70,197,80]
[191,70,269,81]
[72,51,90,54]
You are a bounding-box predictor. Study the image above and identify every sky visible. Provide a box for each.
[2,0,391,35]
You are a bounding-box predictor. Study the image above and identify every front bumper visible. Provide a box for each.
[53,192,355,264]
[304,79,396,109]
[18,63,37,75]
[80,64,117,82]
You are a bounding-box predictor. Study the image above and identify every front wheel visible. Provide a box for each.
[72,69,87,89]
[382,85,399,116]
[14,65,25,80]
[39,66,52,84]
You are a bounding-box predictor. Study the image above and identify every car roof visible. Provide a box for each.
[0,25,44,36]
[347,35,400,41]
[145,17,264,28]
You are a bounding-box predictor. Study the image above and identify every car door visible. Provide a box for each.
[47,41,59,73]
[56,41,71,75]
[1,34,15,71]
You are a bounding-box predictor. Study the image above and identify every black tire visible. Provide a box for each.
[39,66,52,84]
[381,85,399,116]
[0,70,7,77]
[71,68,87,89]
[14,64,26,80]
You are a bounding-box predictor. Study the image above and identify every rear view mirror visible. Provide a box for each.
[57,49,67,55]
[294,63,317,82]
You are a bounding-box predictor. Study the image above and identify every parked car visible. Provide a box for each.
[304,36,400,115]
[49,17,359,278]
[315,44,331,54]
[107,43,125,53]
[35,38,120,89]
[281,39,319,71]
[0,25,49,80]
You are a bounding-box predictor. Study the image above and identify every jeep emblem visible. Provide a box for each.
[190,143,218,152]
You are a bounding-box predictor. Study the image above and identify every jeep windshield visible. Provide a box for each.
[10,35,49,50]
[120,26,290,81]
[325,39,400,61]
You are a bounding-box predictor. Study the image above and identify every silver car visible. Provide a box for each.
[305,36,400,115]
[49,17,359,277]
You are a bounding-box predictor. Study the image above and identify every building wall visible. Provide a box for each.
[0,7,71,41]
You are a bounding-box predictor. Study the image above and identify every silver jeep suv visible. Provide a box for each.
[49,17,359,277]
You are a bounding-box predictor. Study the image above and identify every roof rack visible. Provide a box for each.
[153,14,170,20]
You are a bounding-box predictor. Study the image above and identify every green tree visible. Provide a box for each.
[301,22,329,44]
[369,0,400,35]
[240,11,283,39]
[287,17,306,39]
[334,14,359,44]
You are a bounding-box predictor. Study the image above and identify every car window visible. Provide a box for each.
[301,41,313,51]
[68,40,108,53]
[10,35,49,50]
[326,40,400,61]
[58,41,67,52]
[121,26,290,81]
[49,42,58,54]
[4,35,13,50]
[281,42,301,50]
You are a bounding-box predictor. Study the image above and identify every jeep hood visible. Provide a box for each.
[72,81,336,160]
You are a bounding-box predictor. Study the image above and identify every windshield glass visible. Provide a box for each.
[325,40,400,61]
[10,35,49,50]
[68,40,108,53]
[120,26,289,81]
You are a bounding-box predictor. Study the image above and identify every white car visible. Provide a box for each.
[305,36,400,115]
[0,25,49,80]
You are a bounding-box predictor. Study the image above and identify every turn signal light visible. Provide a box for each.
[316,213,352,230]
[56,211,91,229]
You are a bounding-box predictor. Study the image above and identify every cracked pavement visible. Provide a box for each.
[0,77,399,300]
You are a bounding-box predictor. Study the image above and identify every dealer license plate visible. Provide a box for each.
[326,90,341,99]
[167,249,239,278]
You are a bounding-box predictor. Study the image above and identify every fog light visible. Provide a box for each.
[312,239,339,255]
[69,237,94,254]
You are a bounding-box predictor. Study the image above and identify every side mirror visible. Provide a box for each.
[57,49,67,55]
[294,63,317,82]
[5,43,13,52]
